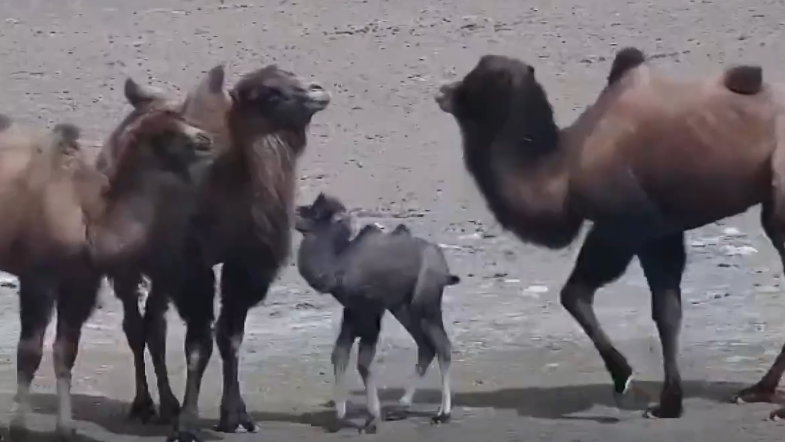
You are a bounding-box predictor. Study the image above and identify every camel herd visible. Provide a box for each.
[2,45,785,441]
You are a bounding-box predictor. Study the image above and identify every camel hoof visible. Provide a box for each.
[358,416,380,434]
[732,385,779,404]
[769,407,785,421]
[166,431,202,442]
[643,403,683,419]
[128,395,157,423]
[215,402,257,434]
[431,412,451,425]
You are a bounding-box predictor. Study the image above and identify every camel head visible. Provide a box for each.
[435,54,558,161]
[294,192,350,236]
[436,55,538,123]
[106,108,215,195]
[228,65,331,130]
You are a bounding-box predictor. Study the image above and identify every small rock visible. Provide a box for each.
[524,285,549,294]
[721,245,757,256]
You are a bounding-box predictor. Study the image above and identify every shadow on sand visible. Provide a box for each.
[352,379,752,424]
[0,427,108,442]
[17,380,751,436]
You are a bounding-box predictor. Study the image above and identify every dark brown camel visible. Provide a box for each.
[97,64,331,441]
[0,107,215,441]
[435,47,785,419]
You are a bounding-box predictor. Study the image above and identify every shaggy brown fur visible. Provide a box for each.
[97,64,330,441]
[436,47,784,420]
[0,108,214,440]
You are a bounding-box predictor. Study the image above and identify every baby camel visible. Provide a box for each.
[0,107,214,441]
[295,193,460,433]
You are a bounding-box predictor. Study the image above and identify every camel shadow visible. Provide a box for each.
[0,427,107,442]
[20,380,752,435]
[347,379,751,424]
[25,393,221,440]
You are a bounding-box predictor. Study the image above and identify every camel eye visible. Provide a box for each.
[265,88,284,103]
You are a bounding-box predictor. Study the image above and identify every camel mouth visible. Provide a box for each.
[435,81,458,113]
[304,82,331,111]
[193,133,214,154]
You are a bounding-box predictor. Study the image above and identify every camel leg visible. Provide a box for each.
[213,261,267,434]
[733,200,785,412]
[144,280,180,423]
[420,307,453,424]
[11,275,56,437]
[390,305,436,412]
[329,308,357,431]
[356,312,383,434]
[637,234,686,419]
[113,272,156,423]
[560,226,636,396]
[169,265,215,442]
[53,273,102,440]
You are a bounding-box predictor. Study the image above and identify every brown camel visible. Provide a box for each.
[97,64,331,441]
[0,107,215,440]
[435,47,785,420]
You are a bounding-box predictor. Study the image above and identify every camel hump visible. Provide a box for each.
[607,47,646,86]
[723,65,763,95]
[50,123,81,154]
[52,123,81,144]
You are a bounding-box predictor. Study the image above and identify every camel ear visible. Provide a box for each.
[124,78,163,108]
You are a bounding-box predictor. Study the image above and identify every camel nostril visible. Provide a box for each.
[307,83,324,92]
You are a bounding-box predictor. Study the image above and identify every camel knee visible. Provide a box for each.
[357,358,371,380]
[560,282,593,313]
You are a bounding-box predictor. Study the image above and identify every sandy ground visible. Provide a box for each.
[2,0,785,440]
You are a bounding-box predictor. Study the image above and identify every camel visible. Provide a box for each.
[0,107,215,441]
[295,192,460,432]
[97,64,331,441]
[434,47,785,420]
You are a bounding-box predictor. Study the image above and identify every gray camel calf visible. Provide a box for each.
[294,193,460,433]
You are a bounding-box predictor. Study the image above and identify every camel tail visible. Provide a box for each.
[607,47,646,86]
[723,65,763,95]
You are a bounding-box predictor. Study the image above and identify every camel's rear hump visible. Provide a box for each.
[723,65,763,95]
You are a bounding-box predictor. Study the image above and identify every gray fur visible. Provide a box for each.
[295,192,459,431]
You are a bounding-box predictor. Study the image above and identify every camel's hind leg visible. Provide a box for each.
[355,310,383,434]
[389,305,436,412]
[144,279,179,423]
[329,308,357,431]
[637,233,687,419]
[53,272,102,440]
[11,274,56,437]
[113,272,156,423]
[733,199,785,415]
[560,226,636,396]
[419,304,453,424]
